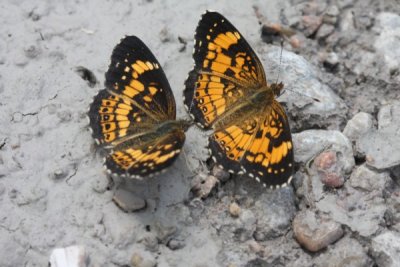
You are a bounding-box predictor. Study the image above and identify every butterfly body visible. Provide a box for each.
[185,11,294,188]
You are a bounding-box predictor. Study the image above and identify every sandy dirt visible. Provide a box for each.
[1,0,400,266]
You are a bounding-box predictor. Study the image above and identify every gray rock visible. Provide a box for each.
[371,231,400,267]
[339,9,356,31]
[357,131,400,170]
[293,210,343,252]
[314,236,371,267]
[374,13,400,77]
[349,164,390,192]
[323,5,339,25]
[343,112,374,142]
[167,238,185,250]
[378,102,400,132]
[293,130,354,173]
[316,185,387,236]
[138,233,159,252]
[154,222,177,244]
[356,102,400,170]
[316,24,335,39]
[260,47,348,130]
[253,187,296,240]
[112,188,146,212]
[233,209,257,242]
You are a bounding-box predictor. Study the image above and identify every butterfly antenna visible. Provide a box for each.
[284,88,321,102]
[274,39,284,85]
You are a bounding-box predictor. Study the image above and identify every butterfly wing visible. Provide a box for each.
[184,11,266,128]
[105,36,176,120]
[105,128,186,177]
[209,100,293,187]
[88,36,176,145]
[240,101,293,187]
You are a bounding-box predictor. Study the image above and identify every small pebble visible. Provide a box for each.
[293,210,344,252]
[212,165,230,182]
[11,112,23,123]
[91,178,110,193]
[229,202,241,217]
[53,169,67,180]
[314,151,345,188]
[190,174,218,199]
[320,172,344,188]
[323,52,339,69]
[24,45,41,59]
[131,253,143,267]
[131,252,156,267]
[247,240,264,253]
[343,112,373,141]
[159,27,173,43]
[167,239,185,250]
[57,110,72,122]
[112,188,146,212]
[316,24,335,39]
[314,151,336,170]
[301,15,323,37]
[8,189,18,199]
[75,66,97,88]
[155,222,176,243]
[49,245,88,267]
[138,233,159,252]
[323,5,339,24]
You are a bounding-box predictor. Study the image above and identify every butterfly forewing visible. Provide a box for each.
[184,11,267,128]
[105,36,176,120]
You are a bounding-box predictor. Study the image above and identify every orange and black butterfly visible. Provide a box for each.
[184,11,294,188]
[88,36,190,178]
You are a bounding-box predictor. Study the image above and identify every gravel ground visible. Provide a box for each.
[1,0,399,266]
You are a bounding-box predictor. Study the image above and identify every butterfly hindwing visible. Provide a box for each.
[240,101,294,187]
[184,11,266,128]
[209,117,259,174]
[105,128,185,177]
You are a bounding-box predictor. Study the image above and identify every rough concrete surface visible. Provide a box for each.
[1,0,400,266]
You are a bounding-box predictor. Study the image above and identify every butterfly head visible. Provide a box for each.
[271,82,284,97]
[178,119,193,132]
